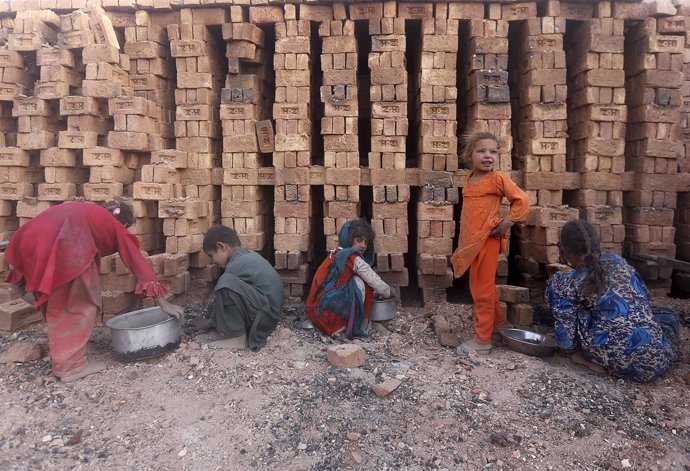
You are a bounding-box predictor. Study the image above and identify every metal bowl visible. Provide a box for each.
[370,296,397,322]
[499,327,558,357]
[106,307,181,362]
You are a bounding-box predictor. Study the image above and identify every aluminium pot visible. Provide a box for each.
[106,307,181,362]
[370,296,397,322]
[498,327,558,357]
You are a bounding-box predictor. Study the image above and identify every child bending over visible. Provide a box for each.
[305,218,391,339]
[450,131,529,355]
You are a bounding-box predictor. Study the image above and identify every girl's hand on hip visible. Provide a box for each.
[490,219,513,237]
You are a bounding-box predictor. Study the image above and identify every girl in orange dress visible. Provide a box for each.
[450,131,529,355]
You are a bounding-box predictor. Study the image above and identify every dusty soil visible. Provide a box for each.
[0,297,689,471]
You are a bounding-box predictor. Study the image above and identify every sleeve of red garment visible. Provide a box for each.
[500,172,530,223]
[112,223,169,298]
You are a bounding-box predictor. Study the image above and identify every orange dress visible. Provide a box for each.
[450,170,529,278]
[450,170,529,342]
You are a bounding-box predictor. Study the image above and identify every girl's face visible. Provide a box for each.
[352,236,368,252]
[470,139,498,173]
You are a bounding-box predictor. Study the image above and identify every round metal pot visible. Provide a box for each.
[370,296,397,322]
[106,307,181,362]
[499,327,558,357]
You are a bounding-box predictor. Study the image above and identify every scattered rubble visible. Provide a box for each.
[0,300,688,471]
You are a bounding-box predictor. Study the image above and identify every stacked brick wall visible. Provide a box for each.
[0,0,688,331]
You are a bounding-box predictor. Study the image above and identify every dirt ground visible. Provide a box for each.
[0,296,689,471]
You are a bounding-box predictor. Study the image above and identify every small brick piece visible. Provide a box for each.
[370,378,402,398]
[326,344,365,368]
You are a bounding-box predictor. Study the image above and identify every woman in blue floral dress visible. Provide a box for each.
[545,220,679,383]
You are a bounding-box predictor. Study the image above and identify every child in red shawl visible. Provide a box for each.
[450,131,529,355]
[5,199,184,382]
[305,219,391,339]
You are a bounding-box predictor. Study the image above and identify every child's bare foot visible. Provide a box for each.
[210,334,248,350]
[59,361,107,383]
[571,352,605,374]
[189,317,213,331]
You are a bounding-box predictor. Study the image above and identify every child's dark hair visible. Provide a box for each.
[344,218,375,248]
[559,220,609,298]
[461,129,499,166]
[102,197,135,228]
[203,225,241,252]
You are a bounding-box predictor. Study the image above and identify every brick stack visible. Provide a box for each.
[220,7,272,254]
[8,10,58,52]
[456,9,512,288]
[457,14,511,170]
[622,14,685,295]
[496,284,532,327]
[511,3,570,295]
[5,13,61,208]
[125,11,176,150]
[1,1,690,320]
[158,198,211,297]
[367,5,409,293]
[9,98,48,205]
[0,48,34,102]
[271,8,314,302]
[168,8,224,245]
[0,47,35,217]
[513,4,567,208]
[168,9,224,160]
[518,206,579,301]
[415,5,460,303]
[319,17,361,252]
[563,9,626,256]
[676,5,690,285]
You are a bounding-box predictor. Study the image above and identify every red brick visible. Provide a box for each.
[0,298,41,332]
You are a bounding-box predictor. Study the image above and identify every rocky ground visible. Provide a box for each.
[0,297,688,471]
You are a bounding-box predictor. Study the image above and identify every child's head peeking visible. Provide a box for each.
[461,130,499,174]
[203,225,241,268]
[103,197,135,228]
[343,218,375,252]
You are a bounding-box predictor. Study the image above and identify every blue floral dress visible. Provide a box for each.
[545,253,679,383]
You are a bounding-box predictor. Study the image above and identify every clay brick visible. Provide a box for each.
[507,303,533,326]
[448,3,484,19]
[58,130,98,149]
[398,3,433,20]
[349,4,383,20]
[38,183,76,201]
[248,6,284,25]
[0,298,41,332]
[327,344,365,368]
[163,253,189,277]
[526,206,579,228]
[0,148,30,167]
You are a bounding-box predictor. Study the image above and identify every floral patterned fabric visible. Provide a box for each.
[545,253,679,383]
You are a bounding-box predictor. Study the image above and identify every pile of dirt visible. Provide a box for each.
[0,299,688,471]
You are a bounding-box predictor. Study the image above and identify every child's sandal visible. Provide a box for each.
[457,338,492,356]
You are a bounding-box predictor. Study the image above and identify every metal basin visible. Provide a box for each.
[370,296,397,322]
[106,307,181,362]
[499,327,558,357]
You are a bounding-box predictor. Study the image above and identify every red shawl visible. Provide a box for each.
[5,202,167,307]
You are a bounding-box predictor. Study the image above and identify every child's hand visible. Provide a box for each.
[490,219,513,237]
[156,298,185,320]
